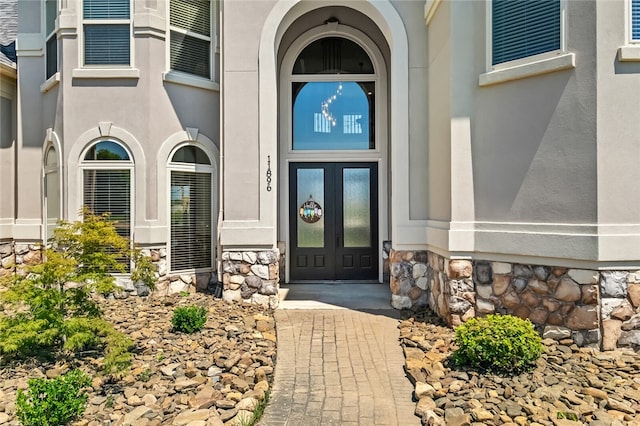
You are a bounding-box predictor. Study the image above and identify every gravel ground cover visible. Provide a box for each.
[0,293,276,426]
[400,310,640,426]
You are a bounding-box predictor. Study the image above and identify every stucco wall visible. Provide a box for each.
[221,0,273,221]
[595,0,640,262]
[0,72,16,238]
[16,0,221,245]
[426,0,452,224]
[423,1,609,265]
[472,1,597,225]
[394,0,429,221]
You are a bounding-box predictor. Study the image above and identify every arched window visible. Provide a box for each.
[80,140,133,244]
[169,145,213,272]
[291,36,376,151]
[43,146,60,240]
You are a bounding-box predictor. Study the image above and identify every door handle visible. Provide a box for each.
[336,233,341,248]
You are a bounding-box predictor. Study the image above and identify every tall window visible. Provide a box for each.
[44,146,60,240]
[169,145,213,271]
[81,140,133,245]
[45,0,58,78]
[292,37,376,151]
[632,0,640,41]
[83,0,131,65]
[492,0,561,66]
[169,0,212,79]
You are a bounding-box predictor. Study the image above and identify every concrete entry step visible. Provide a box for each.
[278,283,393,311]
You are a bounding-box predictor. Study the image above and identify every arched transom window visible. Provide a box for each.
[291,36,376,151]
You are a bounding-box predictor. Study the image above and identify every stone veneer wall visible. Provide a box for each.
[221,250,279,309]
[0,241,42,278]
[389,249,640,350]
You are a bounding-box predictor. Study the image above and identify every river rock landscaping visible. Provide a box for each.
[0,293,276,426]
[400,310,640,425]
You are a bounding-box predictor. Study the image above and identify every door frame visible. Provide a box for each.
[289,162,379,281]
[278,24,389,283]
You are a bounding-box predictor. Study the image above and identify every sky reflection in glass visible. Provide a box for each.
[293,82,372,150]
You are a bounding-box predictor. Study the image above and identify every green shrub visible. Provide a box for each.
[171,305,207,333]
[0,209,155,373]
[453,314,544,374]
[16,369,91,426]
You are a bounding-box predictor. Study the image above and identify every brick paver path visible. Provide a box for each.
[259,309,419,425]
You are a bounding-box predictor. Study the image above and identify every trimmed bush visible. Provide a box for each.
[453,314,544,374]
[171,305,207,333]
[16,369,91,426]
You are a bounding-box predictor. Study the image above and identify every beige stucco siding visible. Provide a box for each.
[595,0,640,261]
[395,0,429,221]
[221,0,272,221]
[472,0,597,224]
[427,0,452,224]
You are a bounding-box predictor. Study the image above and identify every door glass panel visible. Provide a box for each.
[293,82,374,150]
[343,168,371,247]
[297,168,324,247]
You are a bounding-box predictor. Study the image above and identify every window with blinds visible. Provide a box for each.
[83,0,130,66]
[83,170,131,239]
[169,0,211,79]
[633,0,640,41]
[492,0,561,66]
[83,169,132,270]
[46,0,58,78]
[170,171,212,271]
[44,147,60,241]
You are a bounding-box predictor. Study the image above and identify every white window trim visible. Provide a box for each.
[167,143,216,275]
[41,72,61,93]
[42,133,63,243]
[481,0,574,86]
[619,0,640,61]
[78,140,135,260]
[166,0,216,83]
[79,0,135,70]
[162,70,220,91]
[44,0,59,79]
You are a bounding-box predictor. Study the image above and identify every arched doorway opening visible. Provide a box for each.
[278,15,389,282]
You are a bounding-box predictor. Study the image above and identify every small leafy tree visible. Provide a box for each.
[16,369,91,426]
[0,209,156,373]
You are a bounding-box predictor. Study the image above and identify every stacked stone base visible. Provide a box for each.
[390,249,640,351]
[221,250,280,309]
[0,241,42,278]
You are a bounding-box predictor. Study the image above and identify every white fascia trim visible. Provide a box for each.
[40,72,61,93]
[424,0,442,25]
[219,222,275,247]
[618,45,640,61]
[163,71,220,92]
[16,33,43,57]
[12,220,43,240]
[58,11,78,37]
[72,68,140,79]
[479,52,575,87]
[133,12,166,39]
[0,62,16,80]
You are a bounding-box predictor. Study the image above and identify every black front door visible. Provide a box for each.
[290,162,378,281]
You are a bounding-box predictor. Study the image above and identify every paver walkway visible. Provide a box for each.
[260,284,419,426]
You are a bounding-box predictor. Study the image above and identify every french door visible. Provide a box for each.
[290,162,378,281]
